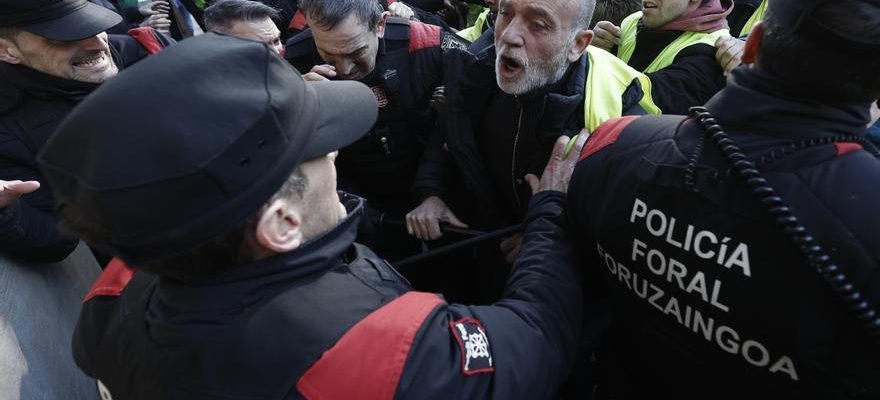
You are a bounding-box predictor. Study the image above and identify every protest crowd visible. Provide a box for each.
[1,0,879,398]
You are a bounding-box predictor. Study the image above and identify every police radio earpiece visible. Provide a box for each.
[687,106,880,344]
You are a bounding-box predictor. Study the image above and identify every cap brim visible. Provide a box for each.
[19,2,122,41]
[303,80,379,160]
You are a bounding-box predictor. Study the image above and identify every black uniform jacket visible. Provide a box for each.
[568,68,880,399]
[0,29,172,262]
[74,192,584,399]
[285,18,465,215]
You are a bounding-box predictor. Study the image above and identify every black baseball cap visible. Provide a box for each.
[37,33,378,263]
[0,0,122,41]
[769,0,880,51]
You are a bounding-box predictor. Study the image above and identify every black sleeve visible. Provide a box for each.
[0,133,79,262]
[647,44,726,115]
[411,117,454,202]
[395,191,583,399]
[0,199,79,262]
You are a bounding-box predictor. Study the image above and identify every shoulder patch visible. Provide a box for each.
[297,292,443,400]
[83,258,136,303]
[580,116,640,161]
[408,21,441,53]
[441,32,469,51]
[834,142,863,157]
[450,317,494,375]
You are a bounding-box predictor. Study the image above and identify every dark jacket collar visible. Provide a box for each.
[707,68,870,139]
[153,194,366,315]
[466,40,587,140]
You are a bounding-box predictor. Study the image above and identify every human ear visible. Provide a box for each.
[376,12,389,39]
[254,198,304,254]
[568,29,593,63]
[0,38,22,64]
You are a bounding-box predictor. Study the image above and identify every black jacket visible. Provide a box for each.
[74,191,583,399]
[727,0,764,36]
[568,68,880,399]
[413,34,647,229]
[624,28,726,115]
[0,31,172,263]
[286,18,465,216]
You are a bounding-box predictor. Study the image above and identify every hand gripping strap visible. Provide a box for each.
[297,292,444,400]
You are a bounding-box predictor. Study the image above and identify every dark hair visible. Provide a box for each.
[298,0,383,31]
[62,168,308,282]
[204,0,281,33]
[590,0,639,27]
[758,1,880,102]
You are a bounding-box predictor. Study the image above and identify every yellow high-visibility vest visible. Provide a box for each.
[739,0,768,37]
[457,8,491,43]
[583,46,662,131]
[616,11,731,73]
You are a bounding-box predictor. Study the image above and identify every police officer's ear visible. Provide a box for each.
[742,22,764,65]
[253,198,305,255]
[0,37,23,65]
[376,11,390,39]
[567,29,594,63]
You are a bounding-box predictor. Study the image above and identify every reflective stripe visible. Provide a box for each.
[617,11,731,73]
[739,0,768,37]
[583,47,661,131]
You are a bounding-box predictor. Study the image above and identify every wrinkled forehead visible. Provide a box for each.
[310,15,374,55]
[498,0,581,26]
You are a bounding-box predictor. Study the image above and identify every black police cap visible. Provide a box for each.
[0,0,122,41]
[769,0,880,51]
[37,33,378,264]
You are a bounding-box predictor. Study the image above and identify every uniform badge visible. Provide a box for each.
[370,86,389,108]
[449,317,494,375]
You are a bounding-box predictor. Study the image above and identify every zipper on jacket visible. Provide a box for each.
[511,98,524,210]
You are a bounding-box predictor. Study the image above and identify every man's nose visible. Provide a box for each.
[497,19,525,48]
[335,59,356,77]
[78,33,109,52]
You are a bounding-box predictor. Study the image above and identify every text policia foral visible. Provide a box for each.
[596,198,799,381]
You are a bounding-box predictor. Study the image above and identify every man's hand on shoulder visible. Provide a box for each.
[525,131,588,194]
[715,36,745,76]
[0,180,40,209]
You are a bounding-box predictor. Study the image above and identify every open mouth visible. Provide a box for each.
[642,1,658,10]
[72,52,108,69]
[499,55,524,78]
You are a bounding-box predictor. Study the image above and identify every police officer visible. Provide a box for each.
[0,0,172,263]
[41,33,589,400]
[568,0,880,398]
[285,0,465,222]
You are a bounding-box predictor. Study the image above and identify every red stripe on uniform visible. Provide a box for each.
[408,21,441,53]
[290,10,308,30]
[127,27,164,55]
[82,258,136,303]
[297,292,443,400]
[834,142,862,156]
[580,116,640,161]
